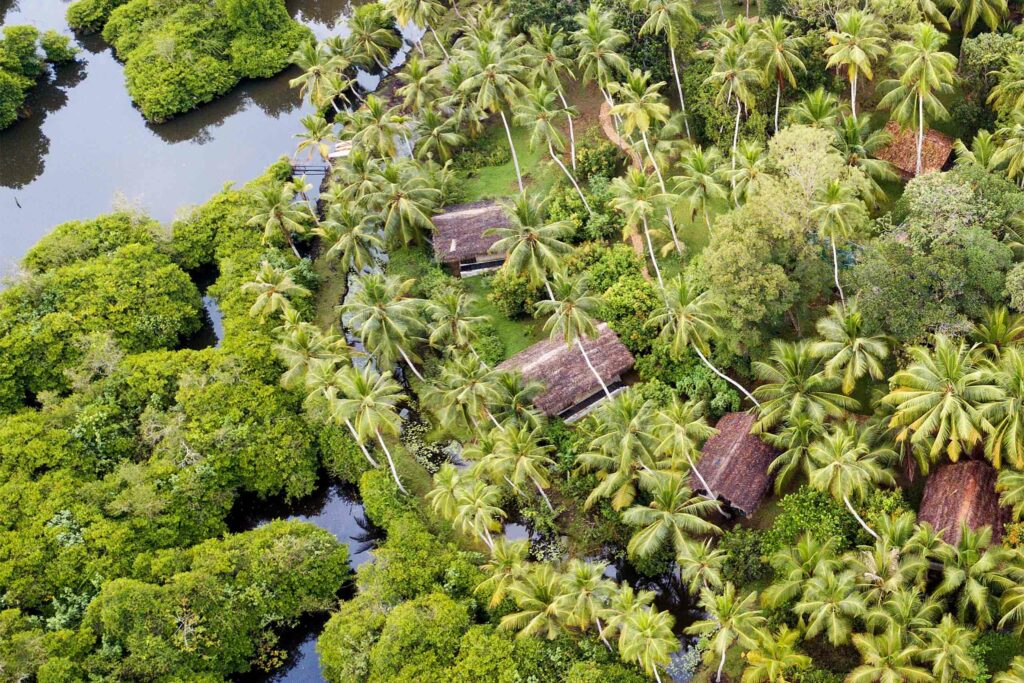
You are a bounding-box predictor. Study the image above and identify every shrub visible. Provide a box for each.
[719,528,770,586]
[584,243,644,293]
[973,632,1024,678]
[67,0,131,32]
[22,212,160,273]
[508,0,580,33]
[320,424,371,484]
[761,486,859,554]
[453,135,512,171]
[488,270,540,319]
[359,468,417,531]
[633,343,740,418]
[39,31,79,63]
[318,593,387,683]
[601,275,660,354]
[574,139,627,183]
[368,592,471,682]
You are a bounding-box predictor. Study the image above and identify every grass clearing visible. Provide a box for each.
[462,274,547,360]
[461,124,559,202]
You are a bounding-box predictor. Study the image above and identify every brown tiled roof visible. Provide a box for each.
[496,323,634,416]
[690,412,776,516]
[431,201,508,264]
[917,460,1007,546]
[874,121,953,177]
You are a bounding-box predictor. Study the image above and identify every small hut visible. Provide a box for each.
[917,461,1008,546]
[875,121,953,179]
[431,200,508,277]
[496,323,635,422]
[690,412,777,516]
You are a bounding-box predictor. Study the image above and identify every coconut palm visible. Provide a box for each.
[454,479,506,549]
[762,534,841,608]
[919,614,979,683]
[808,422,897,539]
[972,306,1024,358]
[572,4,629,117]
[851,539,928,605]
[653,397,718,495]
[811,180,866,306]
[492,371,546,429]
[315,205,383,274]
[705,44,760,174]
[789,87,841,128]
[728,139,766,207]
[476,538,531,607]
[602,583,657,648]
[648,277,760,406]
[334,364,409,493]
[743,626,812,683]
[865,587,941,640]
[346,6,402,71]
[634,0,698,137]
[996,468,1024,520]
[955,129,1000,171]
[341,273,427,381]
[367,161,439,247]
[242,262,310,320]
[414,110,466,163]
[289,40,348,111]
[878,23,958,176]
[501,564,572,639]
[883,334,998,465]
[796,569,867,645]
[332,148,384,201]
[936,524,1014,628]
[346,95,406,158]
[396,56,442,112]
[382,0,448,59]
[492,424,557,511]
[275,324,346,389]
[677,537,726,594]
[609,168,667,285]
[752,340,858,433]
[950,0,1006,52]
[833,114,897,208]
[248,182,313,258]
[425,290,487,356]
[999,578,1024,638]
[559,559,617,650]
[620,607,678,683]
[811,300,890,395]
[458,41,527,192]
[488,194,574,297]
[524,26,580,168]
[764,415,825,493]
[305,362,380,469]
[849,627,931,683]
[514,84,590,213]
[622,473,721,559]
[825,11,887,118]
[988,55,1024,120]
[427,462,462,520]
[674,145,729,230]
[755,16,804,132]
[994,112,1024,187]
[995,657,1024,683]
[981,347,1024,469]
[536,274,613,398]
[688,582,765,683]
[429,353,502,432]
[294,114,337,162]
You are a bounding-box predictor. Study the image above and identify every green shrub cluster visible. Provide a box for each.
[718,527,771,586]
[634,343,740,418]
[761,487,859,555]
[0,25,78,130]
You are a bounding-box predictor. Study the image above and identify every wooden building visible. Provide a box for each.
[689,412,777,516]
[874,121,954,179]
[917,460,1008,546]
[431,200,508,277]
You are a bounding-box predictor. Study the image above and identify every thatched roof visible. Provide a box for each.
[431,201,508,264]
[875,121,953,177]
[690,412,776,516]
[496,323,634,417]
[917,461,1007,546]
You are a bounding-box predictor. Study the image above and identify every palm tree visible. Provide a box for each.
[454,479,506,549]
[848,627,931,683]
[536,274,613,398]
[315,205,383,274]
[514,84,590,213]
[382,0,448,59]
[459,41,527,192]
[609,168,667,285]
[988,55,1024,120]
[688,582,765,683]
[810,180,866,306]
[426,290,487,356]
[289,40,347,111]
[501,564,572,639]
[865,586,941,639]
[705,44,760,175]
[996,468,1024,520]
[788,87,840,128]
[620,607,678,683]
[936,524,1013,628]
[414,110,466,163]
[367,162,440,247]
[833,114,897,208]
[755,16,805,133]
[559,559,617,650]
[762,534,840,608]
[994,112,1024,188]
[334,364,409,494]
[743,626,811,683]
[602,583,657,648]
[248,182,313,259]
[634,0,698,137]
[811,300,889,395]
[573,4,628,120]
[752,340,858,433]
[796,569,867,645]
[622,473,721,559]
[920,614,979,683]
[995,657,1024,683]
[764,415,825,493]
[973,305,1024,358]
[674,145,729,230]
[493,424,557,511]
[524,26,579,168]
[429,353,502,432]
[488,194,573,298]
[492,371,545,429]
[825,10,887,118]
[728,139,766,207]
[331,148,384,202]
[951,0,1006,53]
[346,6,402,71]
[427,462,462,520]
[294,114,337,162]
[878,23,958,176]
[851,539,926,606]
[305,361,380,469]
[808,422,897,539]
[341,273,427,381]
[954,128,1001,171]
[981,347,1024,469]
[648,277,759,406]
[653,397,717,495]
[345,95,406,158]
[676,538,725,595]
[242,262,310,320]
[883,334,997,465]
[275,323,345,389]
[476,538,531,607]
[396,56,442,112]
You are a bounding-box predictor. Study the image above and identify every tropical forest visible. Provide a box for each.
[2,0,1024,679]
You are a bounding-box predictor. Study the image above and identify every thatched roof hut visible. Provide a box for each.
[875,121,953,178]
[496,323,634,420]
[690,412,776,516]
[431,201,508,275]
[917,461,1007,546]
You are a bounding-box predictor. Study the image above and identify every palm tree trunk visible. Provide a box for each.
[716,647,727,683]
[482,524,495,550]
[669,45,691,139]
[831,237,846,305]
[774,79,781,134]
[557,90,577,171]
[640,131,682,256]
[500,110,525,193]
[486,408,502,429]
[576,337,612,398]
[345,418,379,468]
[544,279,555,301]
[398,347,425,382]
[916,93,924,176]
[692,345,761,407]
[851,71,858,118]
[732,100,742,175]
[716,0,725,19]
[687,452,717,500]
[532,477,555,512]
[375,428,409,494]
[640,216,665,288]
[549,141,592,214]
[655,666,664,683]
[844,495,879,539]
[429,26,450,61]
[595,616,614,652]
[281,225,302,259]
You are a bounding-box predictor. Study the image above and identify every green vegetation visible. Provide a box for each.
[0,25,78,130]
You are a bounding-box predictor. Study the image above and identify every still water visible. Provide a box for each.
[0,0,414,271]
